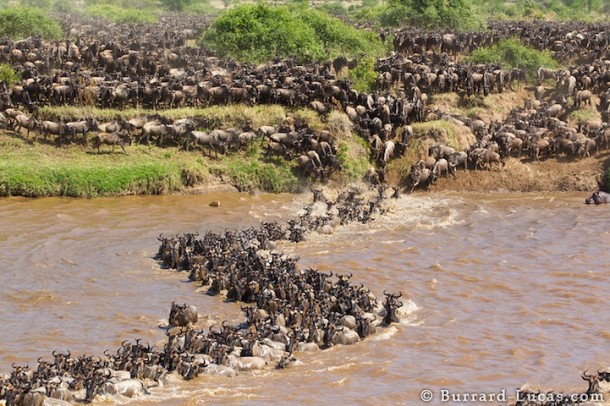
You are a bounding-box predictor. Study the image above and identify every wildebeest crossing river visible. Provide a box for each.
[0,191,608,404]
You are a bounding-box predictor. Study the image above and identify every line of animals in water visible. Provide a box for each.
[0,186,410,405]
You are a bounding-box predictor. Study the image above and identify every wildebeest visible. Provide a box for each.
[585,191,610,204]
[13,114,38,138]
[168,302,198,327]
[409,161,432,192]
[92,131,132,154]
[66,117,97,146]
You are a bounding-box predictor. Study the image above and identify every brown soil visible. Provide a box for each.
[427,152,610,193]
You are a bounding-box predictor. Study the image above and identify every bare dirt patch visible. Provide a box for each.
[428,152,610,193]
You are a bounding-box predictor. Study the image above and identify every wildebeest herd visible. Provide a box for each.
[3,17,610,192]
[0,186,410,405]
[2,11,610,405]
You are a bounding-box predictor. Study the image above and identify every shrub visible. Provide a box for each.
[348,56,378,92]
[0,7,62,39]
[315,1,348,18]
[381,0,483,30]
[0,64,21,87]
[85,4,158,23]
[200,4,383,63]
[469,38,559,80]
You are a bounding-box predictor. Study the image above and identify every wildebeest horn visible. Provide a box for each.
[582,370,592,379]
[348,272,353,278]
[52,350,57,357]
[396,291,403,298]
[383,289,388,296]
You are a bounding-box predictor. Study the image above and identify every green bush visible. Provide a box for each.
[200,4,383,63]
[348,56,377,92]
[469,38,559,80]
[381,0,483,30]
[315,1,348,18]
[348,4,386,27]
[0,7,62,39]
[85,4,158,23]
[0,64,21,87]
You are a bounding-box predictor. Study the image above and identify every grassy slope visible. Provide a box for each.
[0,132,204,197]
[0,107,370,197]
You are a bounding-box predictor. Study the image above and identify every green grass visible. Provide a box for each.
[568,106,600,125]
[0,134,201,197]
[209,141,301,193]
[337,133,370,181]
[0,132,308,197]
[1,103,374,197]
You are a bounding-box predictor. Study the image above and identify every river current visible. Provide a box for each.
[0,191,608,405]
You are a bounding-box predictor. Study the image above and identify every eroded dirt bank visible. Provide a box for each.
[426,152,610,193]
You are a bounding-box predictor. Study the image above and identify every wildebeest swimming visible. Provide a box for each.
[585,190,610,204]
[0,186,409,404]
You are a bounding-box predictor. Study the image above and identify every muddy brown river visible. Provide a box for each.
[0,191,608,405]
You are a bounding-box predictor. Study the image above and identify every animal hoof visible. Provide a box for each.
[209,201,221,207]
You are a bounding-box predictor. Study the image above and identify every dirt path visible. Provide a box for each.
[428,152,610,193]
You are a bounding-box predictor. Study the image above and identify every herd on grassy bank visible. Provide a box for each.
[0,8,610,199]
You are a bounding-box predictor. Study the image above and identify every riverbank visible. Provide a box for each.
[0,130,294,197]
[1,127,609,197]
[428,152,610,193]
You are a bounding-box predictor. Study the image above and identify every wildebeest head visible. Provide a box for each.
[585,191,610,205]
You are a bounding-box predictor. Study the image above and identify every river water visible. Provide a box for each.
[0,191,608,405]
